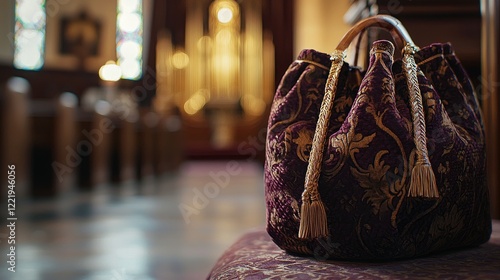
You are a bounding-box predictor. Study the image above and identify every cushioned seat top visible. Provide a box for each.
[208,220,500,279]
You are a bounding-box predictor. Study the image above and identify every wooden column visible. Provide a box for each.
[263,0,295,91]
[481,0,500,219]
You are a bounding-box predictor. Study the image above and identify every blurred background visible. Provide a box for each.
[0,0,498,279]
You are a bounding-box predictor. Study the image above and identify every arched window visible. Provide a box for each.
[14,0,46,70]
[116,0,143,80]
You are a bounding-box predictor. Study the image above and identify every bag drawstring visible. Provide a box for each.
[298,44,439,240]
[298,50,345,239]
[402,44,439,198]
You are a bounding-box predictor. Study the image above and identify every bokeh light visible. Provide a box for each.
[116,0,143,80]
[14,0,46,70]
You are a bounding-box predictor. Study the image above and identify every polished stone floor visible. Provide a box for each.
[0,160,266,280]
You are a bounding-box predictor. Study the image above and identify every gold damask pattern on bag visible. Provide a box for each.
[265,40,491,260]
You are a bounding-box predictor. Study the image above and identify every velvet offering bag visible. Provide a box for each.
[264,15,491,260]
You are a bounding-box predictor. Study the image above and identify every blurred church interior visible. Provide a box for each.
[0,0,498,279]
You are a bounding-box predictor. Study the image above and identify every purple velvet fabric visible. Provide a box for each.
[264,40,491,260]
[207,221,500,279]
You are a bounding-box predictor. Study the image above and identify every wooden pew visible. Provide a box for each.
[136,109,158,180]
[29,98,57,197]
[120,115,138,182]
[76,101,113,189]
[53,93,78,193]
[110,113,138,183]
[29,92,78,197]
[156,113,184,173]
[0,77,30,199]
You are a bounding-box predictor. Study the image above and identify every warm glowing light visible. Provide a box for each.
[209,0,241,99]
[99,61,122,82]
[172,51,189,69]
[197,36,212,52]
[215,30,232,44]
[217,7,233,23]
[241,95,266,116]
[184,92,207,115]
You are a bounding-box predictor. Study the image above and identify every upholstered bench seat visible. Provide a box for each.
[208,220,500,279]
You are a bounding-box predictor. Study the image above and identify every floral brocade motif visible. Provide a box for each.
[264,40,491,260]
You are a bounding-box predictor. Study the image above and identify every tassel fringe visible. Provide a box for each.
[403,43,440,199]
[298,198,329,239]
[408,164,439,198]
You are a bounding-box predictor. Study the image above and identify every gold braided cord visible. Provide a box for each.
[298,50,345,239]
[298,42,438,242]
[402,44,439,198]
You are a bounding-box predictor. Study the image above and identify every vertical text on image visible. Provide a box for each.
[6,165,17,272]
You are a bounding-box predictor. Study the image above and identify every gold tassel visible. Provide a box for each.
[403,44,440,198]
[298,199,311,238]
[298,195,328,239]
[298,50,344,240]
[408,164,439,198]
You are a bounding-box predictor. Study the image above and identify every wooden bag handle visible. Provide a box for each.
[336,15,415,52]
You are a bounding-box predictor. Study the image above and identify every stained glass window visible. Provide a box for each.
[14,0,46,70]
[116,0,143,80]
